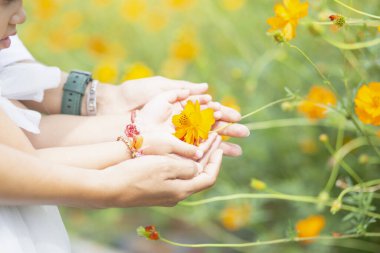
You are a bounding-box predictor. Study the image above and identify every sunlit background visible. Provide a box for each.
[20,0,380,252]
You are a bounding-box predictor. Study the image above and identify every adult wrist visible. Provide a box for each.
[61,70,92,115]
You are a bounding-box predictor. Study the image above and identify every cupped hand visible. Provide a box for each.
[97,76,209,115]
[99,148,223,207]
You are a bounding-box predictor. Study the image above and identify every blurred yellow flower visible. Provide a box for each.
[34,0,60,19]
[172,100,215,146]
[93,62,119,83]
[298,85,336,120]
[267,0,309,41]
[92,0,112,6]
[378,26,380,32]
[144,9,168,32]
[62,10,84,30]
[221,95,241,112]
[299,138,318,154]
[355,82,380,126]
[221,0,246,11]
[220,204,252,231]
[122,62,153,81]
[165,0,196,10]
[170,28,200,62]
[88,36,109,56]
[121,0,147,21]
[296,215,325,241]
[160,58,188,79]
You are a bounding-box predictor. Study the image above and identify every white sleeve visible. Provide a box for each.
[0,35,61,102]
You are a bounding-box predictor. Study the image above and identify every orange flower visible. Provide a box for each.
[267,0,309,41]
[296,215,325,241]
[355,82,380,126]
[172,100,215,146]
[220,204,252,231]
[298,85,337,120]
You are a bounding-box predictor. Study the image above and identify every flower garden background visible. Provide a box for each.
[20,0,380,252]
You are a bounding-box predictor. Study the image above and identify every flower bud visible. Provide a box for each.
[329,14,346,28]
[358,154,369,164]
[319,134,329,143]
[330,200,342,214]
[250,178,267,191]
[281,102,294,112]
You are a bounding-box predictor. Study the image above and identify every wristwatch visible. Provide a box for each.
[61,70,92,115]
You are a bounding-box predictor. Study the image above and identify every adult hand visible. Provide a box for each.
[97,76,209,115]
[99,148,223,207]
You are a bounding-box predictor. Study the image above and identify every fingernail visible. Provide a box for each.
[198,83,208,89]
[195,149,204,159]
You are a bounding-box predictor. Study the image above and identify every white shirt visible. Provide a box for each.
[0,35,61,133]
[0,35,71,253]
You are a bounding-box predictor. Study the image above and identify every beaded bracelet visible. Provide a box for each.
[117,111,143,158]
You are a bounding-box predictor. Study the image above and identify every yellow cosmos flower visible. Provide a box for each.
[267,0,309,41]
[296,215,325,242]
[172,101,215,146]
[220,204,252,231]
[298,85,336,120]
[122,62,153,81]
[355,82,380,126]
[221,0,246,12]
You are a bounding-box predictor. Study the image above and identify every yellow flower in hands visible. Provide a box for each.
[172,100,215,146]
[267,0,309,41]
[355,82,380,126]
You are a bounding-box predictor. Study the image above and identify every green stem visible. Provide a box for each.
[179,193,380,219]
[324,37,380,50]
[333,137,380,168]
[312,19,380,27]
[244,118,357,131]
[212,96,294,133]
[333,0,380,20]
[322,140,362,185]
[285,42,335,93]
[337,179,380,203]
[159,233,380,248]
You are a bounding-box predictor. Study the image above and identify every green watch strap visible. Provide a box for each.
[61,71,92,115]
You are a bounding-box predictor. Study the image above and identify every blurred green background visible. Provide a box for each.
[20,0,380,252]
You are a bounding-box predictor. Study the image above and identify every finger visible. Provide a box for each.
[212,122,250,138]
[219,142,242,157]
[200,102,223,120]
[159,89,190,104]
[169,136,205,160]
[183,149,223,193]
[180,95,212,107]
[199,135,222,168]
[162,78,208,95]
[198,133,218,154]
[218,105,241,122]
[167,157,199,180]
